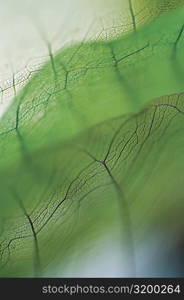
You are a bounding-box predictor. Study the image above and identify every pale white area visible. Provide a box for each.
[52,231,179,277]
[62,234,131,277]
[0,0,127,116]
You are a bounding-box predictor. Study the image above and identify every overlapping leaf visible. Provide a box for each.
[0,2,184,277]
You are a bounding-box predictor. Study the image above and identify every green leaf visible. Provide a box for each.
[0,2,184,277]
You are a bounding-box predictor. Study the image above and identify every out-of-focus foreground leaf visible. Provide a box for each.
[0,2,184,276]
